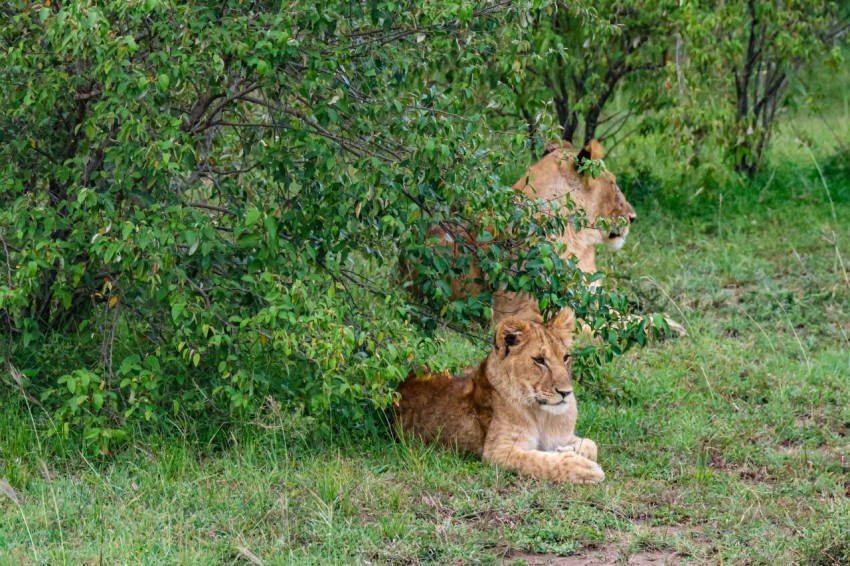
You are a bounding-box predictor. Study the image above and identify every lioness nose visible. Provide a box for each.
[555,388,573,399]
[628,213,636,224]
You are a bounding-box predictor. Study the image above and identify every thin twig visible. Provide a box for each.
[185,202,235,216]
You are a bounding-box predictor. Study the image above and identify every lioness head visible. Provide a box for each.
[523,139,636,251]
[575,140,636,250]
[488,309,575,415]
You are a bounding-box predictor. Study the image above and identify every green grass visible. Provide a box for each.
[3,151,850,563]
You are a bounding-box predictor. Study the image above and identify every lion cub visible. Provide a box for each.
[396,310,604,483]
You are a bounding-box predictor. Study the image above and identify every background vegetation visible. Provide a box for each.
[1,0,849,562]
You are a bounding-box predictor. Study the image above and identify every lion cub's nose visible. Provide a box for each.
[555,388,573,399]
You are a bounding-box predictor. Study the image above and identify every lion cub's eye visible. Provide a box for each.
[532,356,546,366]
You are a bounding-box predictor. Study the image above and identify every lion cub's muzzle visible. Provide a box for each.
[536,389,572,405]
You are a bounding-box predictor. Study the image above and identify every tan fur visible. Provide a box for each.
[491,139,636,324]
[395,310,604,483]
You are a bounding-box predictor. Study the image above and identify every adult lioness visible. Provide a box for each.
[491,139,636,323]
[410,139,684,334]
[527,139,636,272]
[395,309,604,484]
[415,139,636,323]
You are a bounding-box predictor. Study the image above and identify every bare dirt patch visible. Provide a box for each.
[506,547,684,565]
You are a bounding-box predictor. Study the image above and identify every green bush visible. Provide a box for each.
[0,0,664,454]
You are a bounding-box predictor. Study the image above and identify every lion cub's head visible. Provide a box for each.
[487,309,576,415]
[533,139,637,250]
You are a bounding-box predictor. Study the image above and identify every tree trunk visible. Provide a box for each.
[560,112,578,144]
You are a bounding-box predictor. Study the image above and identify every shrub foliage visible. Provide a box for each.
[1,0,662,452]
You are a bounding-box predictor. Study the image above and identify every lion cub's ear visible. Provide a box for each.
[494,318,531,356]
[548,308,576,345]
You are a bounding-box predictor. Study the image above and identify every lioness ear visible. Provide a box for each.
[587,139,606,161]
[576,139,606,167]
[548,308,576,345]
[494,318,531,357]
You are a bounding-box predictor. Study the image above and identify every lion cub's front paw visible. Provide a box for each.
[555,438,598,462]
[558,452,605,484]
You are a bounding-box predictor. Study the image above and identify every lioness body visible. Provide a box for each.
[491,140,635,323]
[396,311,604,483]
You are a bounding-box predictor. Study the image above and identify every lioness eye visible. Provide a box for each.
[532,356,546,366]
[563,354,571,364]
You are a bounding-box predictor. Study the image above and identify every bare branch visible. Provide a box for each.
[185,202,235,215]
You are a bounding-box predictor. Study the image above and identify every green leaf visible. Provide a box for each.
[245,208,262,226]
[157,74,170,92]
[255,59,270,76]
[171,302,186,323]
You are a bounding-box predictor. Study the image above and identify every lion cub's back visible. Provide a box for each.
[395,371,487,456]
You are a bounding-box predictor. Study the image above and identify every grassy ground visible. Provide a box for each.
[3,148,850,563]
